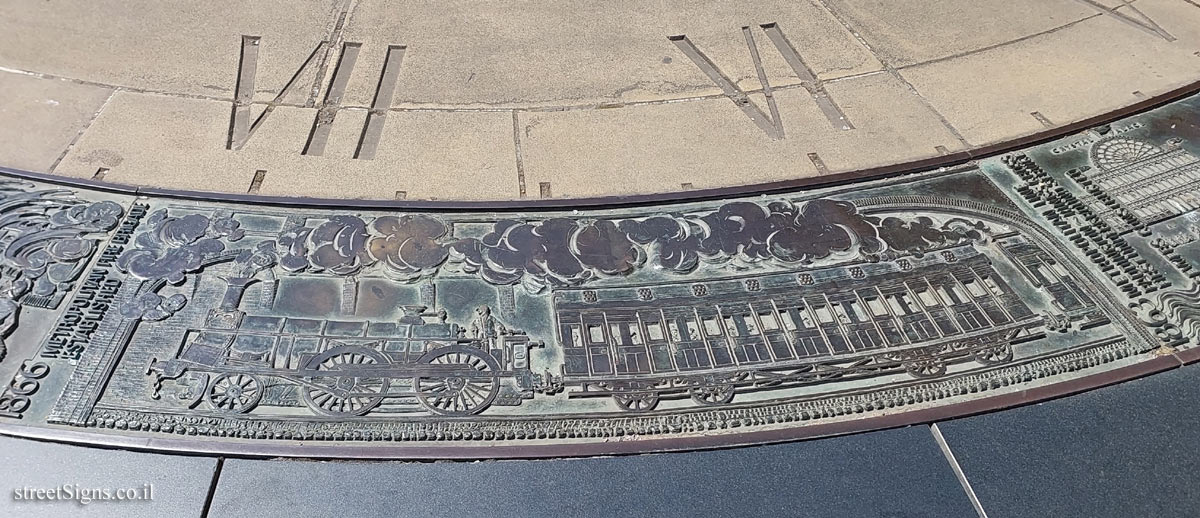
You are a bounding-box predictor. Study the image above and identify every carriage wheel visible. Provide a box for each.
[903,357,948,378]
[301,346,391,417]
[205,373,262,414]
[973,344,1013,366]
[689,384,735,406]
[613,392,660,412]
[414,345,500,416]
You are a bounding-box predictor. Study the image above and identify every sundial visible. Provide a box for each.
[1,8,1200,517]
[0,88,1197,457]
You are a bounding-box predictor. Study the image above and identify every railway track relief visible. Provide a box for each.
[2,94,1200,458]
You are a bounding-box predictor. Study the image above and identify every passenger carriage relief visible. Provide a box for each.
[552,243,1049,411]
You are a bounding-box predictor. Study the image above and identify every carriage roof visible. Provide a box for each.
[207,314,464,340]
[553,243,991,308]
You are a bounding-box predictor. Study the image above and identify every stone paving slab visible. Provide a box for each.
[0,0,334,101]
[0,72,112,173]
[520,72,964,199]
[900,13,1200,146]
[0,435,217,518]
[3,1,1200,200]
[208,425,973,518]
[937,361,1200,518]
[818,0,1098,67]
[51,91,522,199]
[341,0,883,109]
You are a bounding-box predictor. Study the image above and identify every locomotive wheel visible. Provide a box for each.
[205,373,262,414]
[973,344,1014,365]
[414,345,500,416]
[302,346,391,417]
[689,384,735,406]
[903,357,948,378]
[613,392,660,412]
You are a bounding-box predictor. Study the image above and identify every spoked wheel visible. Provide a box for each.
[613,391,660,412]
[689,384,735,406]
[973,344,1013,365]
[206,373,262,414]
[413,345,500,416]
[301,346,391,417]
[903,357,948,378]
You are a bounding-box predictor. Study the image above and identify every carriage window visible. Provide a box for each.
[645,321,665,341]
[798,308,816,327]
[845,300,866,320]
[723,316,741,337]
[950,284,970,302]
[744,316,760,336]
[586,325,605,343]
[916,288,939,307]
[687,320,702,340]
[813,305,835,324]
[609,324,626,345]
[667,320,684,341]
[564,325,583,348]
[1036,264,1058,283]
[758,311,780,331]
[963,279,988,298]
[936,286,954,304]
[702,317,722,336]
[779,310,798,331]
[628,327,643,345]
[889,293,914,314]
[832,304,851,324]
[981,275,1006,296]
[865,296,889,317]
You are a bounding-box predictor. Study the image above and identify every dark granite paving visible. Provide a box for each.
[0,435,217,518]
[207,425,974,518]
[10,359,1200,518]
[938,362,1200,518]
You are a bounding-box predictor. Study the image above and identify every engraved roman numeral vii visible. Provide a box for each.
[228,36,406,159]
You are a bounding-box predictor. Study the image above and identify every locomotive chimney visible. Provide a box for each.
[420,280,436,310]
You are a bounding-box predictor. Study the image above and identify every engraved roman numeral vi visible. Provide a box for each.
[670,23,853,140]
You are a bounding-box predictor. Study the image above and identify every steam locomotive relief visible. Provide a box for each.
[146,219,1095,417]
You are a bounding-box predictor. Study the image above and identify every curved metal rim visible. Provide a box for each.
[1,81,1197,459]
[0,350,1191,460]
[2,79,1199,213]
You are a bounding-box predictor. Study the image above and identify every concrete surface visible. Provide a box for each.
[1,0,1199,200]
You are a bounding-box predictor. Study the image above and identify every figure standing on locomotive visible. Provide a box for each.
[469,305,507,343]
